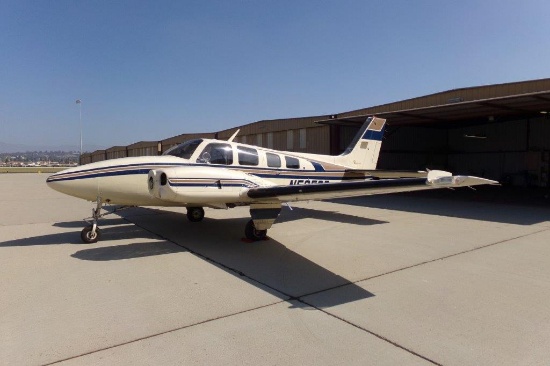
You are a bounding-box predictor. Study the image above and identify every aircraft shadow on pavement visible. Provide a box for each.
[53,217,128,228]
[71,241,185,261]
[71,209,375,309]
[0,222,154,247]
[331,192,550,226]
[275,206,388,226]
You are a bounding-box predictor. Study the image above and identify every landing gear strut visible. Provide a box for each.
[186,207,205,222]
[245,219,267,241]
[79,197,130,244]
[81,199,103,244]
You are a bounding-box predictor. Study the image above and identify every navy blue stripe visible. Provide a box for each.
[47,161,360,183]
[49,169,365,183]
[169,183,250,188]
[47,169,151,182]
[52,162,183,177]
[49,162,342,180]
[362,128,384,141]
[311,161,325,172]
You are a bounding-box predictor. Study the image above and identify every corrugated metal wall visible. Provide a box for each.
[305,126,330,154]
[106,147,127,160]
[127,142,159,157]
[91,151,106,162]
[80,153,92,165]
[229,125,330,154]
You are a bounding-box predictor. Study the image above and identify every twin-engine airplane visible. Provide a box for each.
[47,117,497,243]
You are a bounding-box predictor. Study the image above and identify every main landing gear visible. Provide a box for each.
[185,206,269,241]
[245,220,267,241]
[244,203,281,242]
[186,207,205,222]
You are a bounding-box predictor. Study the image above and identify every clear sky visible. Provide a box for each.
[1,1,549,150]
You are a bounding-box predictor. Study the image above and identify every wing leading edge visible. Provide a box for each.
[246,170,498,202]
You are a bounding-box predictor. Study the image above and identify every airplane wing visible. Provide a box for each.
[246,170,498,203]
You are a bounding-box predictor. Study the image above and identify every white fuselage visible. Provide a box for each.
[46,139,363,206]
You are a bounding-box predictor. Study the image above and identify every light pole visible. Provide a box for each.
[76,99,82,164]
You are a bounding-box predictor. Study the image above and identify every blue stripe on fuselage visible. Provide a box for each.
[47,162,362,183]
[47,169,152,182]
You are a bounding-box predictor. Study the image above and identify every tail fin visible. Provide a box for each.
[334,116,386,169]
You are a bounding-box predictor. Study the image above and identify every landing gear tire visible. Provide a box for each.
[245,220,267,241]
[81,225,101,244]
[187,207,205,222]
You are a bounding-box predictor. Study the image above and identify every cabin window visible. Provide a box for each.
[285,156,300,169]
[197,143,233,165]
[238,146,259,166]
[164,139,203,159]
[266,153,281,168]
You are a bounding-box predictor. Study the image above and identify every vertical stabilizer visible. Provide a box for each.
[334,117,386,169]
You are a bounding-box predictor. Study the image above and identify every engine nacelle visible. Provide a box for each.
[148,166,267,204]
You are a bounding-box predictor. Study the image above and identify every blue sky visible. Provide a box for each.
[1,1,549,150]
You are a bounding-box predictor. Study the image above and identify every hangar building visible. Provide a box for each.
[81,78,550,187]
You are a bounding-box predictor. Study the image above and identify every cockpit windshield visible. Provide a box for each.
[163,139,203,159]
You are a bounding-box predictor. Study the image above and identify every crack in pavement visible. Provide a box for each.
[43,301,284,366]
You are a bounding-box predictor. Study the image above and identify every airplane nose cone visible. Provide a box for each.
[46,174,62,192]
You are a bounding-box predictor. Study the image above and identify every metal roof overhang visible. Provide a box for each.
[316,91,550,127]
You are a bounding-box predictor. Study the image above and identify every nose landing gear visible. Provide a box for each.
[79,197,131,244]
[81,224,101,243]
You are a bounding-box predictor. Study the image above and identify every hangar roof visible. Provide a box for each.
[318,78,550,127]
[105,146,127,152]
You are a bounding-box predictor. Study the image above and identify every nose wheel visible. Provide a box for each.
[81,225,101,243]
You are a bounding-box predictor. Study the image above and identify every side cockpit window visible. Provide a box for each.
[163,139,203,159]
[237,146,259,166]
[197,143,233,165]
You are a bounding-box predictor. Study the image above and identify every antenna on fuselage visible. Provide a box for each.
[227,129,240,142]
